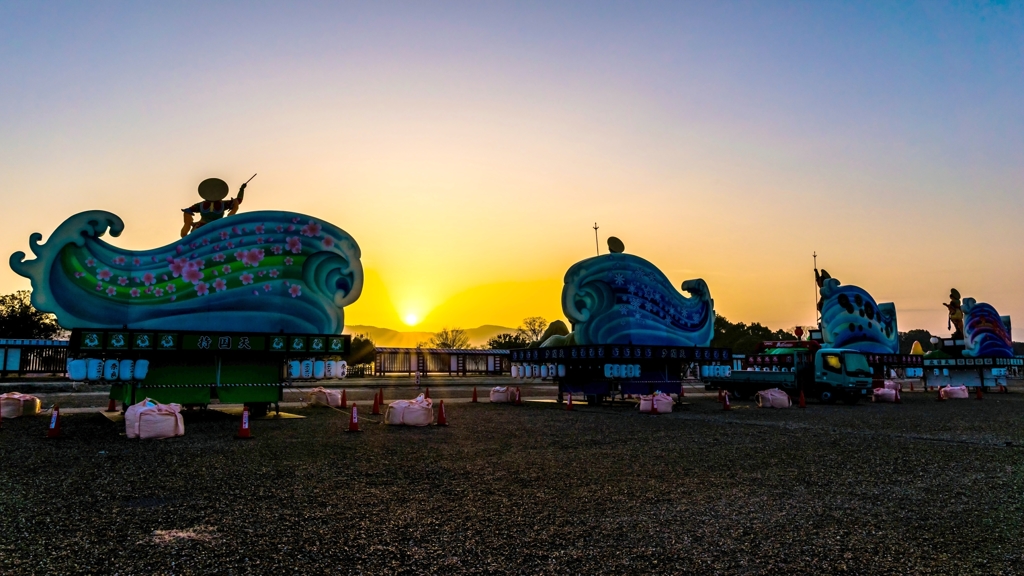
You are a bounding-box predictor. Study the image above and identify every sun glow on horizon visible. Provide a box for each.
[402,313,421,326]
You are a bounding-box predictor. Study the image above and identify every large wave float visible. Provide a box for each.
[819,277,899,354]
[10,210,362,333]
[554,252,715,347]
[961,299,1013,358]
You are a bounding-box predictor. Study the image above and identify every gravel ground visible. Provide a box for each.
[1,389,1022,575]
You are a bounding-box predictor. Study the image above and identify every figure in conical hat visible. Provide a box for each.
[942,288,964,339]
[180,176,252,237]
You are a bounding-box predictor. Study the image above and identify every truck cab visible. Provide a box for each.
[814,348,873,403]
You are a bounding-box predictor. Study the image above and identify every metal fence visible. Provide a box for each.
[0,339,70,379]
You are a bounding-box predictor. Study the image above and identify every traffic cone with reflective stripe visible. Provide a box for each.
[106,398,117,412]
[514,387,523,406]
[347,403,361,432]
[471,387,478,403]
[371,392,381,415]
[436,400,448,426]
[566,393,574,411]
[340,389,348,409]
[47,405,61,438]
[722,391,731,411]
[236,406,252,439]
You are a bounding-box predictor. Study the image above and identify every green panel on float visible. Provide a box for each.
[216,385,279,403]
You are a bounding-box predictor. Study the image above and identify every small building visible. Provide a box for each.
[373,347,509,376]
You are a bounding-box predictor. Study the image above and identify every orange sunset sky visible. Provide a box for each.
[1,3,1022,338]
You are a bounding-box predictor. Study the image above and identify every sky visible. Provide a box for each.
[1,1,1022,337]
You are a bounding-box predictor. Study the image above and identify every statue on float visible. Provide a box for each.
[10,177,363,334]
[942,288,965,339]
[816,267,899,354]
[540,237,715,347]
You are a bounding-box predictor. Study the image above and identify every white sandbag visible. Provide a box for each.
[68,359,88,381]
[0,392,41,418]
[873,388,897,403]
[288,360,301,379]
[385,394,433,426]
[103,359,120,380]
[308,386,342,407]
[87,358,103,381]
[639,392,673,413]
[941,385,970,400]
[883,380,901,391]
[134,359,149,380]
[125,398,183,439]
[119,359,134,381]
[757,388,792,408]
[490,386,513,403]
[313,360,326,379]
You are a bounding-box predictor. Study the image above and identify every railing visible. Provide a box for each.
[0,339,70,379]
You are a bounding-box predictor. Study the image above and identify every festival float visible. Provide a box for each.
[508,237,729,404]
[922,289,1020,390]
[10,178,362,414]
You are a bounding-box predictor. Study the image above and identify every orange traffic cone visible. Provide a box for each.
[722,392,731,411]
[47,405,61,438]
[566,393,574,411]
[236,406,252,439]
[340,389,348,409]
[514,387,523,406]
[425,387,430,400]
[378,388,384,407]
[371,392,381,415]
[471,387,478,403]
[106,398,117,412]
[798,389,806,409]
[975,386,983,400]
[679,383,685,398]
[436,400,448,426]
[909,380,914,392]
[346,403,361,432]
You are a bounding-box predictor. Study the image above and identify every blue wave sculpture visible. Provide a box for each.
[962,298,1013,358]
[553,252,714,347]
[819,277,898,353]
[10,210,363,333]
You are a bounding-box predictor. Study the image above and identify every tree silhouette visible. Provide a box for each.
[517,316,549,343]
[0,291,62,339]
[487,332,529,349]
[430,327,470,349]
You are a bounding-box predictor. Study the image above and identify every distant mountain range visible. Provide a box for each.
[343,324,516,348]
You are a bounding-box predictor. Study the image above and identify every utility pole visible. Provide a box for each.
[813,251,818,326]
[593,223,600,256]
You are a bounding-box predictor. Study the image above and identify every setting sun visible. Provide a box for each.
[402,313,420,326]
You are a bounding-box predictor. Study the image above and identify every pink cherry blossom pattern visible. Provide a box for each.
[132,257,141,266]
[284,257,293,266]
[222,265,231,274]
[142,272,155,286]
[201,237,210,246]
[301,220,322,237]
[240,273,254,285]
[232,226,240,235]
[275,225,284,232]
[166,283,176,293]
[213,278,227,292]
[321,236,335,249]
[95,283,103,291]
[268,269,279,278]
[242,249,265,267]
[195,282,209,296]
[257,271,265,277]
[212,253,226,262]
[253,290,259,296]
[130,288,140,297]
[176,246,184,254]
[263,283,272,292]
[106,286,117,297]
[292,217,300,223]
[85,258,96,267]
[154,287,164,297]
[118,277,129,286]
[169,258,187,278]
[113,256,126,265]
[74,272,84,278]
[256,237,264,244]
[289,285,302,298]
[170,295,176,301]
[161,274,168,281]
[220,231,230,240]
[97,268,112,281]
[183,266,204,285]
[286,237,302,254]
[225,241,234,249]
[271,245,283,255]
[255,224,265,234]
[287,224,295,232]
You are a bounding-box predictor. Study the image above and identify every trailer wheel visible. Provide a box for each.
[819,391,837,404]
